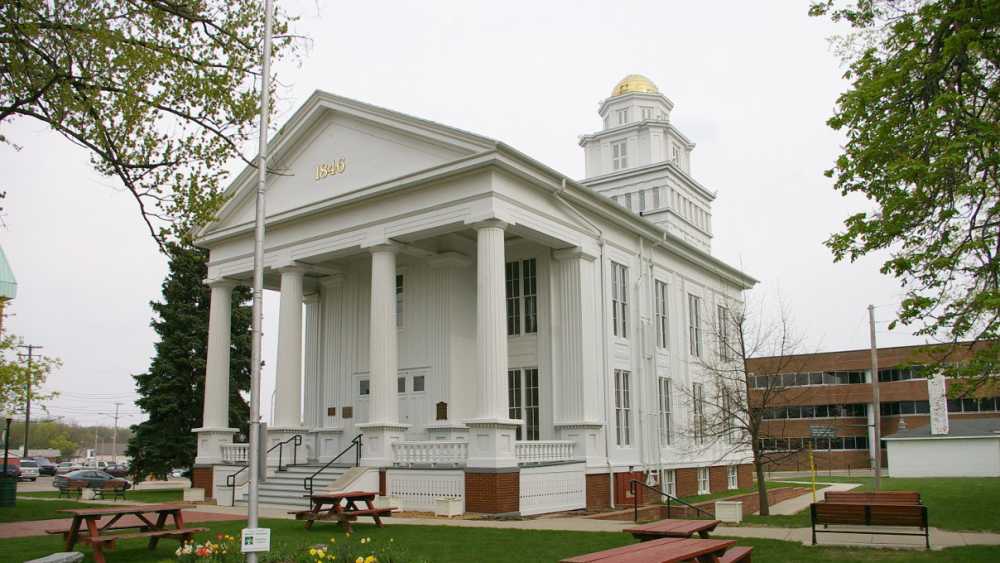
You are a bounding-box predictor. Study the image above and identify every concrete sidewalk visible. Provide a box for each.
[767,481,861,515]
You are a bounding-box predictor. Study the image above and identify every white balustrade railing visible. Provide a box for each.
[515,440,576,464]
[220,443,249,465]
[392,441,468,467]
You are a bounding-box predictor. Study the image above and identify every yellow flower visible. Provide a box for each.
[365,556,377,563]
[310,548,319,556]
[329,537,336,544]
[356,558,364,563]
[360,538,367,544]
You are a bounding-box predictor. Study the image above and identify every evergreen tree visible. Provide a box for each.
[127,242,250,479]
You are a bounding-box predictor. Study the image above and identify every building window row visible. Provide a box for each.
[762,403,867,420]
[508,368,539,441]
[750,370,867,389]
[505,259,537,336]
[877,365,926,382]
[759,434,870,451]
[880,400,930,416]
[612,140,628,170]
[611,262,629,338]
[614,369,632,446]
[948,396,1000,413]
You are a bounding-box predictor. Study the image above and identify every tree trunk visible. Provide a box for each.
[754,457,770,516]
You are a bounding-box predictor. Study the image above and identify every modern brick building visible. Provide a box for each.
[747,342,997,472]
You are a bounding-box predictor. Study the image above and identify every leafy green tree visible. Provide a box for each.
[0,333,59,416]
[811,0,999,388]
[127,242,251,479]
[0,0,297,244]
[49,432,77,459]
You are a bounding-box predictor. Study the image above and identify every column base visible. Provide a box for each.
[266,426,307,466]
[425,421,469,441]
[192,427,238,465]
[464,418,521,469]
[554,421,605,467]
[358,422,410,468]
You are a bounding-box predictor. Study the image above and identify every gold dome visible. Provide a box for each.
[611,74,659,97]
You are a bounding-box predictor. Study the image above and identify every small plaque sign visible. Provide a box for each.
[342,406,353,419]
[436,401,448,421]
[240,528,271,553]
[327,406,336,417]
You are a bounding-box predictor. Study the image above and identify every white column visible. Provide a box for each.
[358,245,409,467]
[273,266,305,429]
[466,220,520,469]
[194,279,239,465]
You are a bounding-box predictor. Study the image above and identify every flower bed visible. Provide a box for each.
[174,532,418,562]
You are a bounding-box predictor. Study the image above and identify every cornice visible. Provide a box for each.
[581,160,715,202]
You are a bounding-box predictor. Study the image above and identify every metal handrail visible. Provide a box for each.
[225,433,303,506]
[629,479,714,522]
[303,433,363,498]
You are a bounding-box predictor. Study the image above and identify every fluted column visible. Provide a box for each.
[274,266,306,429]
[368,245,399,424]
[466,220,520,469]
[193,279,239,466]
[358,245,409,467]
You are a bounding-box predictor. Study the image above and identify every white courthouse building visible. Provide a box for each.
[192,75,757,514]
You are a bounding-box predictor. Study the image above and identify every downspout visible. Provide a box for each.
[554,179,614,509]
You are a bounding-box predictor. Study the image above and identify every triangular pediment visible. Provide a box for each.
[201,92,496,236]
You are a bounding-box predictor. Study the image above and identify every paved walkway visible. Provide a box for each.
[767,481,860,515]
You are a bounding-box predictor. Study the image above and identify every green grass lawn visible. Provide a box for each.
[21,488,183,504]
[0,519,996,562]
[744,476,1000,532]
[0,499,99,523]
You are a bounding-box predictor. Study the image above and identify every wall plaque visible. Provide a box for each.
[342,406,353,419]
[436,401,448,421]
[327,407,336,417]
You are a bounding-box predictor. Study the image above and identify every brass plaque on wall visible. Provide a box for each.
[327,407,336,417]
[342,406,353,419]
[436,401,448,421]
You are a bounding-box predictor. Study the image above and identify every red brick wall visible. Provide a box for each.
[192,466,213,499]
[465,471,519,514]
[708,466,728,493]
[586,473,611,510]
[738,464,753,489]
[614,471,646,506]
[675,468,698,498]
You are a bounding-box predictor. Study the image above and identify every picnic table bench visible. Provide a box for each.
[48,503,207,563]
[561,537,752,563]
[289,491,395,533]
[811,500,929,549]
[623,518,722,541]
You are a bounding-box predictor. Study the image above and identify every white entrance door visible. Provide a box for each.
[398,370,428,438]
[507,367,539,441]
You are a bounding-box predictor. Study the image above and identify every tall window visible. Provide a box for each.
[652,187,661,209]
[658,376,672,446]
[688,294,702,357]
[662,469,676,497]
[641,106,653,120]
[614,369,632,446]
[616,108,629,125]
[716,305,730,361]
[623,192,632,211]
[505,259,537,336]
[727,466,738,490]
[611,262,629,338]
[692,382,706,445]
[507,368,540,441]
[697,467,710,495]
[655,280,668,349]
[612,140,628,170]
[638,190,646,213]
[395,274,404,328]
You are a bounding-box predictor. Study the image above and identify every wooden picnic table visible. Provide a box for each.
[561,537,737,563]
[623,518,722,541]
[52,503,207,563]
[290,490,395,533]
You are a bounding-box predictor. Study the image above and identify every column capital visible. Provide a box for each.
[471,219,508,232]
[303,292,320,305]
[275,264,308,275]
[204,278,240,289]
[366,243,401,255]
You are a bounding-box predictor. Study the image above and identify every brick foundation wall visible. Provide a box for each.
[738,464,753,489]
[586,473,611,510]
[465,471,519,514]
[192,466,213,499]
[675,468,698,498]
[708,466,728,492]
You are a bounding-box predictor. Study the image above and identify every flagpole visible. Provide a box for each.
[248,0,274,560]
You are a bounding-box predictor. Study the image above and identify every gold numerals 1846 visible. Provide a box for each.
[315,158,347,181]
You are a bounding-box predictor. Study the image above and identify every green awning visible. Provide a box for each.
[0,246,16,300]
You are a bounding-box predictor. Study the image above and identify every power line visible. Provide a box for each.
[17,343,42,458]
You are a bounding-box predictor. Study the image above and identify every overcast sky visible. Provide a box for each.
[2,1,931,428]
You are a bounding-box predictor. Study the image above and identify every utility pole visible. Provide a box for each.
[247,1,275,560]
[93,426,99,463]
[111,403,121,465]
[868,305,881,491]
[17,344,41,458]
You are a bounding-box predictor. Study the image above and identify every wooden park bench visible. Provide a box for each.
[57,479,87,499]
[823,491,921,505]
[92,481,128,501]
[811,502,929,549]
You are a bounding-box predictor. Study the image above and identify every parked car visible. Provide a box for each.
[105,464,129,478]
[54,470,131,491]
[0,463,19,479]
[56,462,81,475]
[32,457,57,476]
[18,459,39,481]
